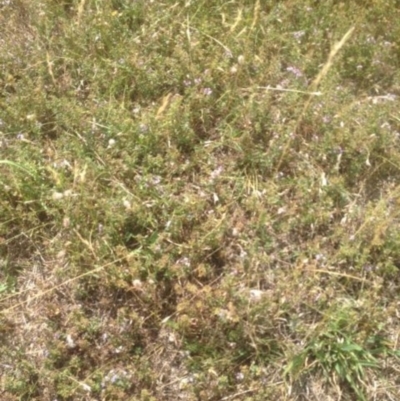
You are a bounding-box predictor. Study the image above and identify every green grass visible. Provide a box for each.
[1,0,400,400]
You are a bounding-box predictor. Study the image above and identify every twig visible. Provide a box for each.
[219,389,257,401]
[242,86,322,96]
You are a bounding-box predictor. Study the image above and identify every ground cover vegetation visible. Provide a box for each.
[1,0,400,400]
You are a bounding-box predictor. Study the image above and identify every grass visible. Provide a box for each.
[1,0,400,400]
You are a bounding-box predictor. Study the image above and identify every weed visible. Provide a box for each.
[1,0,400,400]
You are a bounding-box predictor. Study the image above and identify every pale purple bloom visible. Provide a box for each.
[210,166,223,180]
[286,66,303,78]
[139,123,148,133]
[293,30,305,40]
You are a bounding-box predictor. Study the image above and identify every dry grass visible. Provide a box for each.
[1,0,400,400]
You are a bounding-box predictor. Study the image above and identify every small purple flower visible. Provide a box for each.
[177,257,190,267]
[139,123,148,133]
[210,166,223,180]
[286,66,303,78]
[293,30,305,40]
[363,264,373,272]
[150,175,161,185]
[366,35,376,44]
[224,50,233,59]
[236,372,245,381]
[202,87,213,96]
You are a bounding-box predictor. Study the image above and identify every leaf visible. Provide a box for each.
[0,160,36,178]
[340,343,363,352]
